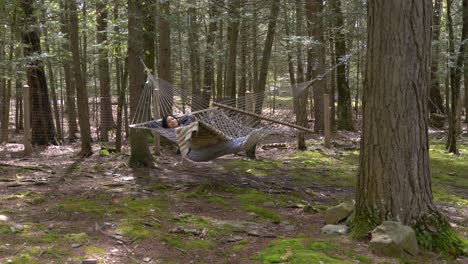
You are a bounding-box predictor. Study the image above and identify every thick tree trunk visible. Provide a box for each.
[306,0,325,133]
[21,0,56,146]
[254,0,280,114]
[353,0,464,255]
[97,0,114,142]
[224,0,241,100]
[128,0,153,167]
[447,0,468,154]
[329,0,353,131]
[59,0,78,142]
[295,0,307,151]
[203,1,217,108]
[158,0,172,116]
[68,0,92,156]
[429,0,445,114]
[188,6,202,108]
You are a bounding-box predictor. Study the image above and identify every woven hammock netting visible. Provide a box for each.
[130,71,315,143]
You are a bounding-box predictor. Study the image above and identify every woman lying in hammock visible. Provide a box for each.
[146,114,263,162]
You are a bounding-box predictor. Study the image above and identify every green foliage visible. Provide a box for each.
[254,238,345,264]
[347,209,379,240]
[116,218,153,239]
[99,149,110,156]
[64,232,89,243]
[413,212,466,257]
[430,142,468,189]
[242,205,281,223]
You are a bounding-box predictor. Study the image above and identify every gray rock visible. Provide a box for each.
[325,200,355,224]
[262,202,276,208]
[81,259,97,264]
[321,224,349,235]
[369,221,419,258]
[0,215,9,222]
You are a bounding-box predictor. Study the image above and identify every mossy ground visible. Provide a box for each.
[0,139,466,263]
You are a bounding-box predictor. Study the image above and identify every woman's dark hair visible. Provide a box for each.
[161,115,178,128]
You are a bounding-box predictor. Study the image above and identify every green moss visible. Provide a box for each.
[204,196,230,206]
[57,197,110,216]
[64,232,89,243]
[223,160,283,177]
[232,239,249,252]
[150,183,172,191]
[254,238,345,264]
[7,254,40,264]
[117,218,154,239]
[237,192,270,205]
[99,149,110,156]
[186,239,215,250]
[85,245,106,255]
[285,150,358,188]
[0,224,11,234]
[347,210,379,239]
[243,205,281,223]
[413,212,466,257]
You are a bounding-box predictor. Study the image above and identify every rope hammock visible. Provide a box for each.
[129,55,351,161]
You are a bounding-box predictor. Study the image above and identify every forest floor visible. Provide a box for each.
[0,131,467,264]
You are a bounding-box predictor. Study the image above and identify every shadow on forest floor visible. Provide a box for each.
[0,135,467,263]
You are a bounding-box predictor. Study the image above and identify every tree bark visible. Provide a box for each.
[447,0,468,154]
[59,0,78,142]
[294,0,307,150]
[429,0,445,114]
[68,0,92,156]
[254,0,280,114]
[224,0,241,100]
[329,0,353,131]
[158,0,172,116]
[20,0,57,145]
[306,0,325,133]
[353,0,464,255]
[128,0,154,167]
[203,0,217,108]
[188,6,202,108]
[97,0,114,142]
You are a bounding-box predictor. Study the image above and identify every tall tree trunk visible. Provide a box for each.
[447,0,468,154]
[306,0,325,133]
[294,0,307,150]
[216,16,224,100]
[203,1,217,108]
[0,26,4,142]
[329,0,353,131]
[158,0,172,116]
[68,0,92,156]
[128,0,153,167]
[20,0,56,145]
[188,6,202,108]
[41,0,62,142]
[328,32,337,130]
[97,0,114,142]
[254,0,281,114]
[352,0,464,255]
[251,3,259,93]
[429,0,445,114]
[239,12,247,102]
[224,0,241,100]
[59,0,78,142]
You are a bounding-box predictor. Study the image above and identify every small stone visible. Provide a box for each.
[262,202,275,208]
[143,257,151,262]
[81,259,97,264]
[325,200,355,224]
[321,224,349,235]
[284,225,296,231]
[0,215,9,222]
[71,243,82,248]
[447,172,457,176]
